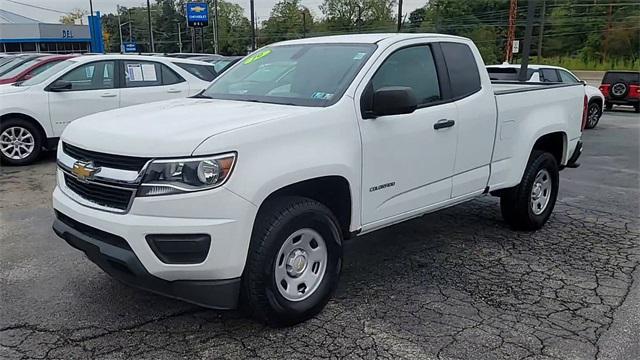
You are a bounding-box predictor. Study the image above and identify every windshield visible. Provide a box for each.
[0,56,32,76]
[18,59,76,86]
[201,43,376,107]
[487,67,535,81]
[0,58,42,79]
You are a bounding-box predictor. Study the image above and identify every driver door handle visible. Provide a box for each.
[167,88,182,93]
[100,92,117,98]
[433,119,455,130]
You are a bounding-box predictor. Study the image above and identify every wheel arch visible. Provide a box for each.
[0,113,50,148]
[256,176,353,239]
[532,131,566,166]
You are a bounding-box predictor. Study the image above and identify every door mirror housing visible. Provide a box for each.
[371,86,418,117]
[48,80,72,92]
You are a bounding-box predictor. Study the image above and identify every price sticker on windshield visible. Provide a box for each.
[244,49,272,65]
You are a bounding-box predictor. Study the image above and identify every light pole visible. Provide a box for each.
[146,0,155,52]
[250,0,256,50]
[89,0,94,16]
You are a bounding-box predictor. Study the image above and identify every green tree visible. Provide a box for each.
[261,0,312,44]
[60,8,89,25]
[319,0,396,33]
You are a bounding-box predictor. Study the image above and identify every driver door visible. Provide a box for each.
[48,61,119,136]
[358,43,459,229]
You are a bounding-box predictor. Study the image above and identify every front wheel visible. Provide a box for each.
[585,102,601,129]
[241,196,343,327]
[0,118,43,166]
[500,151,559,231]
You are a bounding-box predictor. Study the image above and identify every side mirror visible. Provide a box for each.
[372,86,418,117]
[48,80,72,92]
[579,80,587,85]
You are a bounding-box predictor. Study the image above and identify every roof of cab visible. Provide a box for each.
[67,54,214,66]
[275,33,468,46]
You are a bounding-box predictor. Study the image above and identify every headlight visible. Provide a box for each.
[137,153,236,197]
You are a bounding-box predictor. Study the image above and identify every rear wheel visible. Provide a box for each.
[500,151,559,231]
[241,196,343,327]
[585,102,601,129]
[0,118,43,166]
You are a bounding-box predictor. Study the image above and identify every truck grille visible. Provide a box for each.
[62,143,150,172]
[64,174,134,211]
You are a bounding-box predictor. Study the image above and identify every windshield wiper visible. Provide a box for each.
[12,81,24,87]
[190,92,212,99]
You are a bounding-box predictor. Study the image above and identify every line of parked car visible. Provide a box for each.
[0,52,241,165]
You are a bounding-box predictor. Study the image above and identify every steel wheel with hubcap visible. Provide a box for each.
[500,150,559,231]
[274,228,327,301]
[0,119,42,165]
[242,196,342,327]
[530,169,551,215]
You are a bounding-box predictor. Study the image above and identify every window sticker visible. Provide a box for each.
[141,63,157,81]
[243,49,272,65]
[353,52,366,60]
[85,66,95,78]
[127,63,144,81]
[311,92,333,100]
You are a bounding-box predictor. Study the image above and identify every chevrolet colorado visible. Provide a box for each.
[52,34,586,326]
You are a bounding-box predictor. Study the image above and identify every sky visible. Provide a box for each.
[0,0,428,24]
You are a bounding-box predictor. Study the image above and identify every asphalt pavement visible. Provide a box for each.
[1,109,638,359]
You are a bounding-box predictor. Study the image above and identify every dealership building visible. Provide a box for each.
[0,9,91,53]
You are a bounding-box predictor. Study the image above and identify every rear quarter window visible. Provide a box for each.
[174,62,217,81]
[441,42,481,98]
[487,67,535,81]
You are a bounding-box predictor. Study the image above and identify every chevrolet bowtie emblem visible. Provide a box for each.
[191,5,206,12]
[72,160,100,180]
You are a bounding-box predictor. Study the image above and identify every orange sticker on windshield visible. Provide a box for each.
[243,49,272,65]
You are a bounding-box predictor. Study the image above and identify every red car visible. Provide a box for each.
[599,71,640,113]
[0,55,77,85]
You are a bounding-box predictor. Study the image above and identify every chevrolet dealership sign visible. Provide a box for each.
[186,2,209,28]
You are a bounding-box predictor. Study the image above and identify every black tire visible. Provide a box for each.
[635,104,640,113]
[500,151,559,231]
[610,81,629,99]
[241,196,343,327]
[585,102,601,129]
[605,102,613,111]
[0,118,43,166]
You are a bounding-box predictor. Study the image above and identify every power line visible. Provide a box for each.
[4,0,69,14]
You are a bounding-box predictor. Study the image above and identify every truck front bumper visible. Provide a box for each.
[53,212,240,309]
[52,172,258,309]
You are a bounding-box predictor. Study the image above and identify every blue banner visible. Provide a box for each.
[123,42,137,53]
[186,2,208,27]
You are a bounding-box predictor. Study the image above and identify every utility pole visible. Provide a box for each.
[89,0,94,16]
[518,0,535,81]
[397,0,403,32]
[301,10,307,38]
[146,0,154,52]
[117,5,123,52]
[213,0,219,54]
[504,0,518,63]
[128,9,132,42]
[603,3,612,61]
[250,0,256,50]
[200,28,204,52]
[177,22,182,53]
[355,5,363,33]
[537,0,546,62]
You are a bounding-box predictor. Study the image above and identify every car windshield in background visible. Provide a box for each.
[603,71,640,85]
[487,67,535,81]
[17,59,76,86]
[174,62,217,81]
[0,56,33,76]
[0,58,42,79]
[202,43,376,107]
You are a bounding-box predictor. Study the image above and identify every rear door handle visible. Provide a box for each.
[167,88,182,93]
[433,119,455,130]
[100,92,117,98]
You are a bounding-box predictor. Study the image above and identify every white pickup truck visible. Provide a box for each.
[53,34,586,326]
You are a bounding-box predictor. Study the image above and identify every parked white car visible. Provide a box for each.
[487,63,604,129]
[0,55,216,165]
[53,34,586,326]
